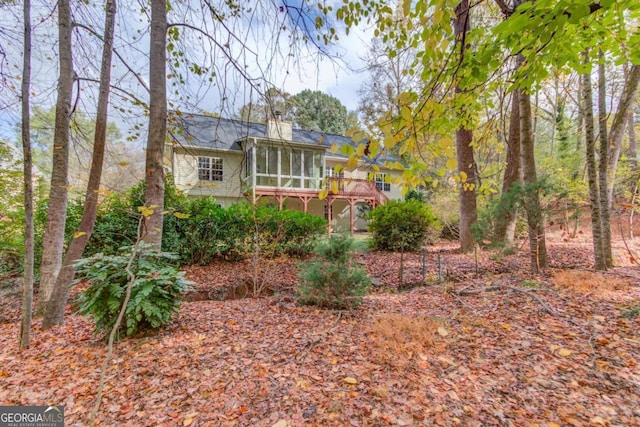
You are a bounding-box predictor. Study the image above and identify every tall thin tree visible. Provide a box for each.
[520,84,548,272]
[454,0,477,253]
[19,0,33,349]
[37,0,73,313]
[42,0,117,328]
[140,0,167,249]
[493,89,521,249]
[582,57,606,270]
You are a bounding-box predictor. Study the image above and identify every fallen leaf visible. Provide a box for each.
[437,327,448,337]
[558,348,572,357]
[344,377,358,385]
[183,412,198,426]
[371,386,389,399]
[271,420,288,427]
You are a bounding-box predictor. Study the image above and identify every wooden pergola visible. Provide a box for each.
[253,178,389,234]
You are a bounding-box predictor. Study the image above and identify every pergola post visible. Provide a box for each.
[348,199,356,236]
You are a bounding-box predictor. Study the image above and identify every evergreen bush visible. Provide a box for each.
[76,246,192,339]
[297,235,370,309]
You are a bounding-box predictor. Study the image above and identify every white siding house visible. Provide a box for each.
[165,114,405,233]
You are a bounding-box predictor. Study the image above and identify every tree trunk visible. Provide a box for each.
[582,62,606,270]
[494,89,521,249]
[597,54,612,267]
[520,88,548,273]
[20,0,33,349]
[42,0,117,328]
[629,107,637,170]
[454,0,477,253]
[37,0,73,314]
[607,64,640,204]
[140,0,167,249]
[576,78,584,153]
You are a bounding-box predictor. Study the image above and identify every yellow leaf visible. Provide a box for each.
[119,161,129,166]
[174,212,190,219]
[73,231,86,238]
[271,421,288,427]
[383,134,396,149]
[433,8,443,25]
[437,326,448,337]
[183,412,197,426]
[402,0,411,16]
[343,377,358,385]
[500,323,512,331]
[330,180,339,194]
[558,348,572,357]
[446,158,458,170]
[137,205,157,217]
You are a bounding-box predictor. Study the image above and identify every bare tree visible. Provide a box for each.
[42,0,117,328]
[37,0,73,314]
[19,0,33,349]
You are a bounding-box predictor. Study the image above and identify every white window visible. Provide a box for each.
[375,173,390,192]
[326,167,345,178]
[198,156,223,181]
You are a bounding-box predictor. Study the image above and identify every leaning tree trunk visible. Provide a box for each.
[597,54,612,267]
[629,107,637,171]
[37,0,73,314]
[520,87,548,273]
[582,62,606,270]
[454,0,477,253]
[140,0,167,249]
[607,64,640,205]
[20,0,34,349]
[43,0,117,328]
[494,89,521,249]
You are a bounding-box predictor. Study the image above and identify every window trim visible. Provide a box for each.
[375,173,391,192]
[198,156,223,182]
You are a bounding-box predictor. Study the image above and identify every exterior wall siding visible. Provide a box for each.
[170,146,245,206]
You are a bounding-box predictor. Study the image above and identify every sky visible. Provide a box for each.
[0,0,374,143]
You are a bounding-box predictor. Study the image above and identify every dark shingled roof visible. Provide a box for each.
[169,113,398,163]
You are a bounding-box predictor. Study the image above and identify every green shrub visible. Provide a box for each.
[368,200,440,251]
[65,177,325,265]
[297,235,370,309]
[86,178,189,257]
[76,246,193,339]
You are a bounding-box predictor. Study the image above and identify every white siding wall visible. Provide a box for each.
[170,147,245,205]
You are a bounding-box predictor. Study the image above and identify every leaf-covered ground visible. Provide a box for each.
[1,225,639,426]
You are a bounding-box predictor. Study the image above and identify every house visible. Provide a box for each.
[164,113,404,233]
